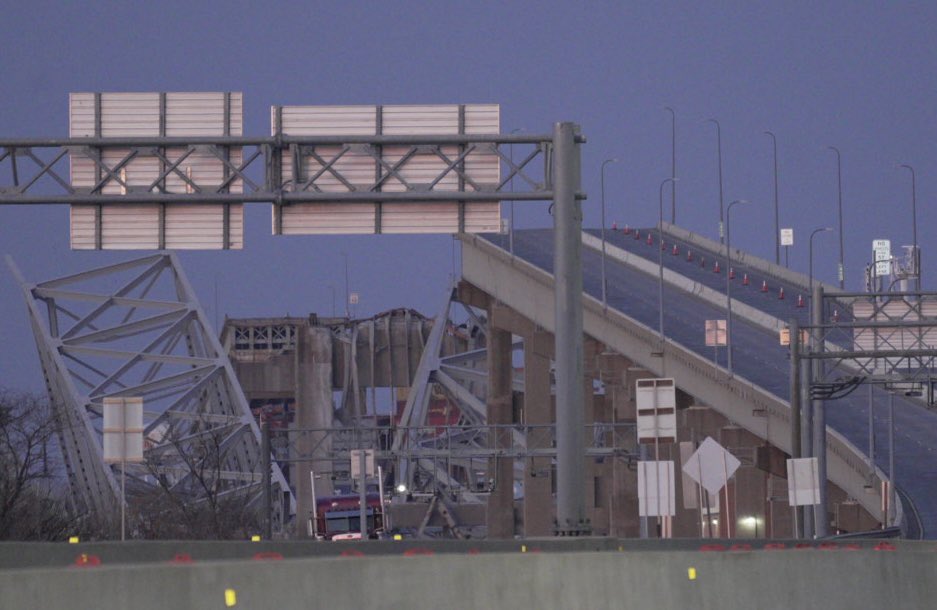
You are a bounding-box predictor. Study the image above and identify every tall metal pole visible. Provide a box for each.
[789,316,803,538]
[726,199,747,375]
[262,419,272,539]
[888,391,896,526]
[827,146,845,289]
[664,107,676,224]
[811,283,828,537]
[765,131,780,265]
[658,178,677,346]
[553,122,588,535]
[600,158,619,311]
[707,119,725,244]
[899,164,919,290]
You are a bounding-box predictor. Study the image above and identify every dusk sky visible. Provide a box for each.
[2,2,935,392]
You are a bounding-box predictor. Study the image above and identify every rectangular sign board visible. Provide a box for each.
[873,239,891,276]
[103,396,144,463]
[786,457,820,506]
[705,320,727,347]
[780,228,793,246]
[350,449,376,479]
[272,104,501,235]
[638,461,676,517]
[69,92,244,250]
[636,378,676,443]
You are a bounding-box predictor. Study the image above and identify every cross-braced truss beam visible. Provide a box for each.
[7,253,294,528]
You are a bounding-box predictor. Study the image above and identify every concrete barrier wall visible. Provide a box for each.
[2,544,935,610]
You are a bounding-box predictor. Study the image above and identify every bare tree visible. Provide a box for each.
[0,389,70,540]
[135,416,263,539]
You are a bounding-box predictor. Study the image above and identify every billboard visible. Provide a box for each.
[69,92,244,249]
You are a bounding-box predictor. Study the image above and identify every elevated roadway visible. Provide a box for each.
[462,225,937,538]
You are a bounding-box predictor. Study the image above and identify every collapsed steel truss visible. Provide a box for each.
[7,253,293,526]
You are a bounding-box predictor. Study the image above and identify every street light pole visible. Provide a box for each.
[664,107,676,224]
[707,119,725,244]
[725,199,748,375]
[765,131,780,266]
[899,164,919,291]
[827,146,845,289]
[809,227,833,298]
[600,158,619,311]
[658,177,678,347]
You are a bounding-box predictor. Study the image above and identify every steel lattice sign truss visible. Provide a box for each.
[272,104,501,235]
[69,92,244,249]
[851,296,937,376]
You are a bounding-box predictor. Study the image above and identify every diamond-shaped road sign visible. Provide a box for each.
[682,436,741,495]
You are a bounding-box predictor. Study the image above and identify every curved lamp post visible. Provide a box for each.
[827,147,845,289]
[600,158,619,310]
[899,164,919,291]
[707,118,725,244]
[725,199,748,375]
[765,131,780,266]
[809,227,833,297]
[658,177,678,346]
[664,107,676,223]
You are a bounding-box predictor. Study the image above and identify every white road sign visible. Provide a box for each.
[682,437,740,495]
[636,378,676,443]
[786,457,820,506]
[780,228,794,246]
[638,461,676,517]
[873,239,891,276]
[103,397,144,463]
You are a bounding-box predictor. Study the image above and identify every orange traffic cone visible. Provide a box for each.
[672,244,679,256]
[761,280,768,292]
[778,287,785,300]
[687,250,694,262]
[647,233,653,246]
[796,294,805,308]
[729,268,736,280]
[742,273,750,286]
[713,261,721,273]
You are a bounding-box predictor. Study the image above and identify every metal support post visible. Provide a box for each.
[811,284,828,537]
[359,449,368,539]
[789,317,802,538]
[801,345,814,539]
[888,391,896,527]
[552,122,589,536]
[262,420,272,540]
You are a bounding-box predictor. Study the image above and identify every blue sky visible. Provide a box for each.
[2,1,935,391]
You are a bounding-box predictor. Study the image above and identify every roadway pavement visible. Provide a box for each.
[484,228,937,538]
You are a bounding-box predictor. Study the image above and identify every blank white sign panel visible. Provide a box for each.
[69,92,244,250]
[273,104,501,235]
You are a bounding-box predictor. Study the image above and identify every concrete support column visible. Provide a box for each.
[295,326,334,537]
[487,322,514,539]
[523,329,554,537]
